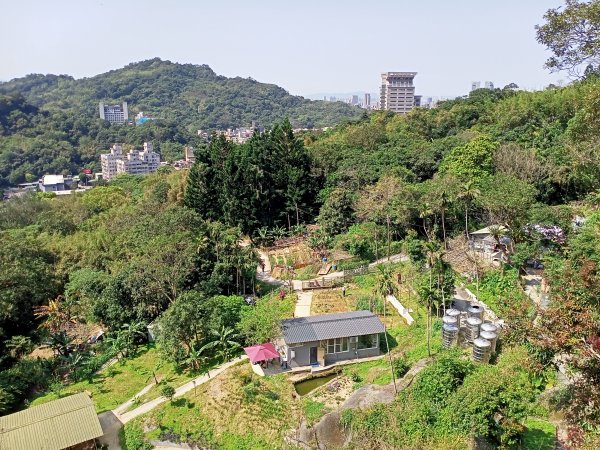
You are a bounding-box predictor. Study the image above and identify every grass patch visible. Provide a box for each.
[129,363,301,449]
[29,344,193,413]
[522,418,556,450]
[302,399,329,425]
[343,359,391,387]
[294,264,320,280]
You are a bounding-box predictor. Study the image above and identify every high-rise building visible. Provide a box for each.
[100,142,160,180]
[484,81,494,89]
[380,72,417,114]
[471,81,481,91]
[100,144,124,180]
[99,102,128,123]
[364,93,371,107]
[351,95,359,105]
[414,95,422,107]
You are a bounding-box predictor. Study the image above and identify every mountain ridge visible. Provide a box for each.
[0,58,362,129]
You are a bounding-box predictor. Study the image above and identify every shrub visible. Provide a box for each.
[161,384,176,401]
[121,423,152,450]
[351,372,362,383]
[393,356,410,378]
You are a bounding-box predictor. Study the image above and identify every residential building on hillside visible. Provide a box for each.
[100,144,124,180]
[380,72,417,114]
[278,310,384,368]
[39,174,77,192]
[0,393,103,450]
[100,142,160,180]
[99,101,128,123]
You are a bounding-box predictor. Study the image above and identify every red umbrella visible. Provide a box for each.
[244,343,280,363]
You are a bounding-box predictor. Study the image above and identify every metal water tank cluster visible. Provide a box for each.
[441,304,500,364]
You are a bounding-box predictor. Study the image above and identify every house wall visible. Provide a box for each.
[288,340,319,366]
[287,334,381,367]
[325,346,380,364]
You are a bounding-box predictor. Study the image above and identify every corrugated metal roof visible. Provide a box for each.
[0,393,103,450]
[281,310,385,345]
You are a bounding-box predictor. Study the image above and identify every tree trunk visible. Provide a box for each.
[387,215,391,261]
[441,206,447,250]
[384,328,397,395]
[465,203,470,240]
[295,202,299,226]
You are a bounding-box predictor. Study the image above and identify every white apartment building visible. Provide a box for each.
[100,142,160,180]
[380,72,417,114]
[99,102,128,123]
[100,144,124,180]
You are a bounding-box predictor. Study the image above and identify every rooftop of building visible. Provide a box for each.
[0,393,103,450]
[281,310,385,345]
[41,174,64,185]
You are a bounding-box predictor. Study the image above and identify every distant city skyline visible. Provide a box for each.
[1,1,565,98]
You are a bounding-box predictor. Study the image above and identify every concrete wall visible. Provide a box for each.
[289,341,319,366]
[288,335,381,367]
[324,347,380,364]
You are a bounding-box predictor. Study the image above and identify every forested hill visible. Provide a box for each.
[0,58,361,186]
[0,58,361,129]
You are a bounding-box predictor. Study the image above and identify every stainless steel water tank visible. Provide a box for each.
[465,317,483,343]
[446,308,462,327]
[442,315,458,326]
[467,304,483,320]
[480,322,498,334]
[472,337,492,363]
[479,330,498,353]
[442,324,459,348]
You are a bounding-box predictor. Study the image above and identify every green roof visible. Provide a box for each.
[0,393,103,450]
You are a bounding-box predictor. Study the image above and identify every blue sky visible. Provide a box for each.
[1,0,564,97]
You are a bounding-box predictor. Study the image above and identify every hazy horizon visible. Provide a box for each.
[1,0,565,98]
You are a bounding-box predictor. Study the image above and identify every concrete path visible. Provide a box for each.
[295,291,313,317]
[113,379,159,416]
[97,411,123,450]
[117,356,247,424]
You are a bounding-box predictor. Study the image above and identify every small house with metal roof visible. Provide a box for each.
[279,310,385,368]
[0,393,103,450]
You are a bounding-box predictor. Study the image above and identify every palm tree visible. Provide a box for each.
[200,326,241,363]
[185,346,206,372]
[440,191,449,250]
[34,296,76,333]
[45,331,73,357]
[6,335,33,359]
[423,240,442,357]
[457,181,481,240]
[119,321,147,358]
[374,265,398,318]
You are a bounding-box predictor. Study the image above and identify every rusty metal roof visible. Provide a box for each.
[0,393,103,450]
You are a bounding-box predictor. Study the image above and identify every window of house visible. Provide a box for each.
[358,334,378,349]
[327,337,349,353]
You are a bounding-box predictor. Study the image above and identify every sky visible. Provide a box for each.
[1,0,565,98]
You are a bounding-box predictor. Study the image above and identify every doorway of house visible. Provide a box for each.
[310,346,318,365]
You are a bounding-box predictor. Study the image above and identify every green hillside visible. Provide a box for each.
[0,58,361,186]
